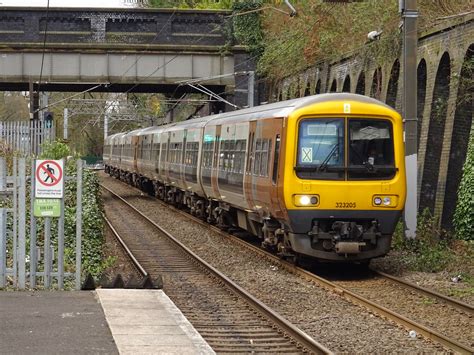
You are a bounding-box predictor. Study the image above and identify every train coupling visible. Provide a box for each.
[335,241,366,254]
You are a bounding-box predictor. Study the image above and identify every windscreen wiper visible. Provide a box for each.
[318,143,339,172]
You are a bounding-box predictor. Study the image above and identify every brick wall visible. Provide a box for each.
[275,13,473,228]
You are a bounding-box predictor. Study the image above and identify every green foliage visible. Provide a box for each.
[147,0,232,9]
[232,1,265,58]
[392,209,454,272]
[257,0,471,80]
[453,129,474,241]
[63,162,106,278]
[39,140,71,160]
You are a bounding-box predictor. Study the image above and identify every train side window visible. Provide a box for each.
[213,135,220,167]
[246,132,254,173]
[152,141,160,162]
[272,134,281,184]
[253,139,261,175]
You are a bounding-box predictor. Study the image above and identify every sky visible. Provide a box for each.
[0,0,143,7]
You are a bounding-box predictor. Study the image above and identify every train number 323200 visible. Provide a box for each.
[335,202,356,208]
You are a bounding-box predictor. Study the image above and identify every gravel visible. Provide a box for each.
[101,173,450,353]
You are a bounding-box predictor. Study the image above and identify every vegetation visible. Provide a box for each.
[0,141,109,288]
[0,92,30,121]
[39,141,112,280]
[453,129,474,241]
[147,0,232,9]
[391,209,473,275]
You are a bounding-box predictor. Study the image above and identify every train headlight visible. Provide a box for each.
[294,195,319,207]
[373,195,398,207]
[299,195,311,205]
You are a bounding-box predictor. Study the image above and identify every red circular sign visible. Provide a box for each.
[36,160,63,187]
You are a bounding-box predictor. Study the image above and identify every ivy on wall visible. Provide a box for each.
[453,129,474,241]
[232,1,265,58]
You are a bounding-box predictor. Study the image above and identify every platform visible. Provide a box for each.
[96,289,215,354]
[0,290,215,355]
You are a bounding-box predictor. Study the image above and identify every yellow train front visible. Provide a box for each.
[280,94,406,261]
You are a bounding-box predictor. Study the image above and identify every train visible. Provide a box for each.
[103,93,407,262]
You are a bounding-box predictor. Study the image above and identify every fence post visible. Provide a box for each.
[12,157,17,286]
[44,217,51,289]
[17,158,26,290]
[29,163,37,288]
[57,158,65,289]
[75,159,83,290]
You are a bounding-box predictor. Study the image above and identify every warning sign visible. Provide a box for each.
[35,160,64,198]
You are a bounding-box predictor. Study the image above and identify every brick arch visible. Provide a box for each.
[315,79,321,94]
[370,67,382,100]
[355,71,365,95]
[417,59,427,150]
[420,52,451,214]
[386,59,400,108]
[342,75,351,92]
[330,79,337,92]
[441,45,474,229]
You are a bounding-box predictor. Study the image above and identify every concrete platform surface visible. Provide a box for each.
[0,291,117,355]
[96,289,215,355]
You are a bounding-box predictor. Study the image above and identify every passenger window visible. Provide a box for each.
[272,134,281,184]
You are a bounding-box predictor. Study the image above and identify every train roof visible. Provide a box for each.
[114,94,398,138]
[206,93,397,124]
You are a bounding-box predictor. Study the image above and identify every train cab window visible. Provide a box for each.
[295,118,345,180]
[348,119,395,180]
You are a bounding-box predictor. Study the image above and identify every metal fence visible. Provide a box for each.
[0,157,83,290]
[0,120,55,156]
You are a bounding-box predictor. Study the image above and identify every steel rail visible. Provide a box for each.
[119,187,473,355]
[100,184,332,355]
[223,233,474,355]
[103,214,148,278]
[373,269,473,314]
[100,179,473,354]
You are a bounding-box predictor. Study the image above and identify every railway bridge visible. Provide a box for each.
[0,7,253,108]
[277,12,473,229]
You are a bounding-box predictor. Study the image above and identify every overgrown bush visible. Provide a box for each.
[453,130,474,241]
[39,141,111,280]
[392,209,453,272]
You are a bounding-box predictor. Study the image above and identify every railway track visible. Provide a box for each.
[101,184,330,354]
[100,175,473,353]
[215,230,474,355]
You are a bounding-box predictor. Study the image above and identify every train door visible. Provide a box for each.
[132,136,139,173]
[244,121,257,210]
[251,118,285,218]
[211,125,222,198]
[200,125,216,198]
